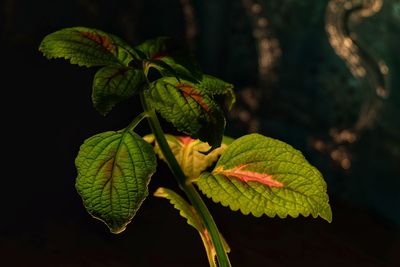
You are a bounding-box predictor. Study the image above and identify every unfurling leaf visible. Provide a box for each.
[75,130,157,234]
[135,37,171,59]
[39,27,138,67]
[195,134,332,222]
[154,187,230,267]
[135,37,202,81]
[199,75,236,110]
[144,134,233,179]
[92,66,145,115]
[143,59,182,82]
[145,77,225,150]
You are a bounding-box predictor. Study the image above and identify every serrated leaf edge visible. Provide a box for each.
[75,130,157,233]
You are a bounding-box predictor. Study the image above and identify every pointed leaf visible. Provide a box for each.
[154,187,230,267]
[199,75,236,109]
[159,55,202,82]
[136,37,202,81]
[145,77,225,150]
[92,66,145,115]
[195,134,332,222]
[144,134,232,179]
[75,130,157,233]
[39,27,138,67]
[135,36,171,59]
[154,187,204,231]
[144,59,182,82]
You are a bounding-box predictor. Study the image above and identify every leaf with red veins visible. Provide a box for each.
[80,31,116,53]
[196,133,332,222]
[75,130,157,234]
[39,27,138,67]
[177,84,210,113]
[146,77,225,149]
[213,164,283,188]
[92,66,144,115]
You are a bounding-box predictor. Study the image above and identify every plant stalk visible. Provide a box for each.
[140,93,231,267]
[127,111,149,131]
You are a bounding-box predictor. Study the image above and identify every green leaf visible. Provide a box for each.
[144,59,182,82]
[145,77,225,150]
[154,187,204,233]
[135,36,171,59]
[221,135,235,145]
[144,134,232,179]
[75,130,157,234]
[136,37,202,81]
[154,187,230,267]
[199,75,236,110]
[195,134,332,222]
[92,66,145,115]
[39,27,138,67]
[159,55,202,82]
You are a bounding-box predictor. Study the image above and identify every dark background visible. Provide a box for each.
[2,0,400,266]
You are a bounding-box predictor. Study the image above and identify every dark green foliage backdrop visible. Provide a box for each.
[2,0,399,266]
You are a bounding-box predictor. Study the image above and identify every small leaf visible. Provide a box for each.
[136,37,202,81]
[154,187,230,267]
[144,59,182,82]
[75,130,157,233]
[39,27,138,67]
[199,75,236,109]
[195,134,332,222]
[144,134,232,179]
[146,77,225,150]
[159,55,202,82]
[154,187,204,232]
[92,66,145,115]
[135,37,171,59]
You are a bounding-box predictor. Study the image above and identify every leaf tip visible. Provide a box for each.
[320,205,333,223]
[143,134,155,144]
[109,225,128,234]
[153,187,167,198]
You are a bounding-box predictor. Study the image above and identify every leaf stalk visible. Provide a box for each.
[126,111,150,131]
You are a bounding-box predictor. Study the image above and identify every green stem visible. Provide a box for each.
[140,93,231,267]
[127,111,149,131]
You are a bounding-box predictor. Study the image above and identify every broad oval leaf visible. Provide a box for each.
[144,134,233,179]
[195,134,332,222]
[92,66,145,115]
[154,187,230,267]
[75,130,157,233]
[146,77,225,150]
[39,27,138,67]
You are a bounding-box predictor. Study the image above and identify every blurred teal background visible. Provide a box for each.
[2,0,399,266]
